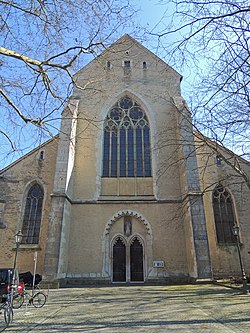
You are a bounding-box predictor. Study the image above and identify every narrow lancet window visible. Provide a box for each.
[21,184,44,244]
[213,185,236,244]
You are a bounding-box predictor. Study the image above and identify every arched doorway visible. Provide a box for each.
[102,210,152,283]
[112,236,144,283]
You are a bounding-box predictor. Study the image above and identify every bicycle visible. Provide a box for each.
[12,287,47,309]
[3,302,13,326]
[1,293,14,326]
[0,268,18,326]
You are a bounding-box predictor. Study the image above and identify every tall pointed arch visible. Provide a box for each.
[21,183,44,244]
[212,184,236,244]
[102,95,152,178]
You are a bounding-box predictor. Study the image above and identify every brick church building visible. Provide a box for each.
[1,35,250,286]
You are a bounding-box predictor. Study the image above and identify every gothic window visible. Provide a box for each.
[21,184,44,244]
[102,96,152,177]
[212,185,236,244]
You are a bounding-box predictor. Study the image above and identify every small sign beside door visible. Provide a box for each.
[153,260,164,268]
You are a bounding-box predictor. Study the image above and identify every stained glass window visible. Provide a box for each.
[21,184,44,244]
[213,185,236,244]
[102,96,152,177]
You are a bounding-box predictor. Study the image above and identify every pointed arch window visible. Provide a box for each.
[212,185,236,244]
[21,184,44,244]
[102,96,152,177]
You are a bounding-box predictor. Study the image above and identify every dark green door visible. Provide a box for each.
[113,238,126,282]
[130,238,144,282]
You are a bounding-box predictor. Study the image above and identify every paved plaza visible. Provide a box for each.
[1,284,250,332]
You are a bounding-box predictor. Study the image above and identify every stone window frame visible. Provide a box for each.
[106,61,112,70]
[21,182,44,245]
[122,60,132,75]
[39,150,45,160]
[212,184,237,244]
[102,95,152,178]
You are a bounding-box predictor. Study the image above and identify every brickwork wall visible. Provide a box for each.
[54,35,193,282]
[1,36,247,285]
[195,137,250,277]
[0,138,58,275]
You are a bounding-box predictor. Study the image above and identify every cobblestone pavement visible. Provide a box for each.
[1,284,250,332]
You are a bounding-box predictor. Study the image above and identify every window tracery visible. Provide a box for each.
[213,185,236,244]
[102,96,151,177]
[21,183,44,244]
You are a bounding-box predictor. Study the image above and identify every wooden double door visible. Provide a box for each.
[112,237,144,282]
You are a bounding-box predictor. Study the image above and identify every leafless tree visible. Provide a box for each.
[0,0,137,166]
[147,0,250,188]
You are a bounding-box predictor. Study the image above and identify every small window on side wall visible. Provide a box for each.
[215,155,222,166]
[39,151,45,160]
[123,60,131,75]
[124,60,131,68]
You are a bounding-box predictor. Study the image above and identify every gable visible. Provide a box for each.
[0,136,58,176]
[74,34,182,84]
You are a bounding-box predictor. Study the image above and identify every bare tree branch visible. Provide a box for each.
[151,0,250,175]
[0,0,138,166]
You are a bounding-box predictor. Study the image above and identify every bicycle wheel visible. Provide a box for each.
[4,305,13,325]
[12,293,24,309]
[31,292,46,308]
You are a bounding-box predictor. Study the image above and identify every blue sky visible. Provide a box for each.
[0,1,196,169]
[134,0,170,30]
[133,1,193,97]
[1,1,246,168]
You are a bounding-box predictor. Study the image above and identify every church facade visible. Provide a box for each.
[1,35,250,286]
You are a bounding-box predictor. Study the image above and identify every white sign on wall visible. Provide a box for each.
[153,260,164,268]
